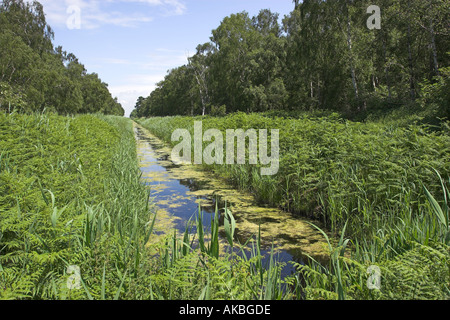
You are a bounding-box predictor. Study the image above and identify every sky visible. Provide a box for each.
[34,0,296,117]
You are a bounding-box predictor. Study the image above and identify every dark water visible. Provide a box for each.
[135,124,328,278]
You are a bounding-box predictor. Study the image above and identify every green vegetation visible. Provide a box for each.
[0,110,448,300]
[0,112,306,300]
[1,0,449,301]
[137,112,449,236]
[131,0,449,121]
[129,1,450,298]
[0,0,124,116]
[0,112,148,298]
[137,111,450,300]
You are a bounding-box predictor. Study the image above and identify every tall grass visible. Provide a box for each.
[137,112,450,300]
[290,172,450,300]
[1,110,448,300]
[148,203,288,300]
[0,112,156,299]
[137,113,449,239]
[0,111,291,300]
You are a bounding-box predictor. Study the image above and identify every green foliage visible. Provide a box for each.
[210,105,227,117]
[0,112,148,299]
[133,0,449,119]
[295,240,449,300]
[419,65,450,121]
[0,82,26,111]
[380,242,449,300]
[138,112,450,239]
[292,179,450,300]
[147,205,288,301]
[0,112,293,300]
[1,111,448,300]
[138,111,449,300]
[0,0,124,116]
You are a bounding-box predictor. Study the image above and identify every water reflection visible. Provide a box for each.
[135,124,328,277]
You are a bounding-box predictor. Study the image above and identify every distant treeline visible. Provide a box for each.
[0,0,124,116]
[132,0,449,119]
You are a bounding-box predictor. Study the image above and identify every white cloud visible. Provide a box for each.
[109,85,154,117]
[120,0,186,16]
[30,0,186,29]
[109,73,167,117]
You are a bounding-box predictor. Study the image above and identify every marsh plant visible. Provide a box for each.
[0,110,448,300]
[138,112,450,300]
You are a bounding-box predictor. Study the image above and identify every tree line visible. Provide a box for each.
[132,0,449,120]
[0,0,124,116]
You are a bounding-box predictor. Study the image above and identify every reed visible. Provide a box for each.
[137,111,450,300]
[1,110,448,300]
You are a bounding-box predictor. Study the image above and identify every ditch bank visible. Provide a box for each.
[134,123,329,276]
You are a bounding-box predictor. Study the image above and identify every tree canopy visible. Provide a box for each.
[0,0,124,116]
[132,0,449,120]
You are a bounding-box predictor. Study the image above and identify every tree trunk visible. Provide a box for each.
[429,18,440,76]
[406,1,416,101]
[193,66,209,116]
[407,23,416,101]
[382,37,392,100]
[347,17,359,101]
[345,1,365,111]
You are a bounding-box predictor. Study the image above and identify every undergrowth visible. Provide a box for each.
[1,110,448,300]
[137,111,450,300]
[0,111,154,299]
[0,111,292,300]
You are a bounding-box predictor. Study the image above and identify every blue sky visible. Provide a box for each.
[35,1,295,117]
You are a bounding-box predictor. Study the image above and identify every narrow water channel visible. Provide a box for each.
[134,123,328,277]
